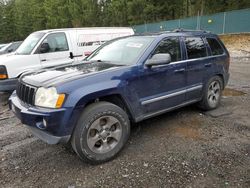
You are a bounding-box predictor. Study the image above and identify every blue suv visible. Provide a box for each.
[9,30,230,163]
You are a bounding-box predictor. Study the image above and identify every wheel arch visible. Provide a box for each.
[215,73,225,89]
[75,93,135,123]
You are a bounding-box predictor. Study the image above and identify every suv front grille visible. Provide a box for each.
[16,82,36,105]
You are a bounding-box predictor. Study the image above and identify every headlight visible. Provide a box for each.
[35,87,65,108]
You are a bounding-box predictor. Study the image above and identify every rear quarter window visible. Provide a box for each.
[207,38,224,56]
[184,37,207,59]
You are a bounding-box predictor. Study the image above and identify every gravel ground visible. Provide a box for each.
[0,59,250,187]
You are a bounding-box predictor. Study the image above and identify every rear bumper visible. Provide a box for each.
[9,92,72,144]
[0,78,18,92]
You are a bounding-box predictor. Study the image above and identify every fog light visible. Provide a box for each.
[43,118,47,127]
[36,118,47,130]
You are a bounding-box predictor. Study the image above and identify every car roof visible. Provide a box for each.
[32,27,133,34]
[134,29,218,38]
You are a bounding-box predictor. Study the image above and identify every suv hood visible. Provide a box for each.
[21,61,123,87]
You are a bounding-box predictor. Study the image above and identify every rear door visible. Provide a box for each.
[184,36,208,101]
[206,37,229,75]
[38,32,73,67]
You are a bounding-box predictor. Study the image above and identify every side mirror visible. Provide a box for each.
[145,53,171,67]
[40,43,50,53]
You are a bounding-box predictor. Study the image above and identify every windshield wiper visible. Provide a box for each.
[105,62,127,66]
[87,59,127,66]
[89,59,106,63]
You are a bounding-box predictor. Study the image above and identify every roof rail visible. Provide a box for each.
[172,28,210,33]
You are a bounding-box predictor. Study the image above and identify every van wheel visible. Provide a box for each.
[198,76,223,111]
[71,101,130,164]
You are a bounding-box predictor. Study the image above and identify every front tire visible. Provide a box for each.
[71,101,130,164]
[199,76,223,110]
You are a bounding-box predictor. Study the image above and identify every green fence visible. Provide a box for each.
[133,8,250,34]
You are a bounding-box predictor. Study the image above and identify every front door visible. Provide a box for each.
[38,32,73,68]
[138,37,187,115]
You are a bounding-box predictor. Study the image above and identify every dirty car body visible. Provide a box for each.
[10,30,230,163]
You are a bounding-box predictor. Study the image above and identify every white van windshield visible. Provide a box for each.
[16,32,45,55]
[0,43,11,52]
[86,36,154,65]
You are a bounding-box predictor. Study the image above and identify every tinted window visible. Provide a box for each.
[41,33,69,53]
[185,37,207,59]
[153,37,181,62]
[207,38,224,56]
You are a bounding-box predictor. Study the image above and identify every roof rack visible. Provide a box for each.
[172,28,210,33]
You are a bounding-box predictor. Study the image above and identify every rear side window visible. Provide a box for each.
[185,37,207,59]
[207,38,224,56]
[153,37,181,62]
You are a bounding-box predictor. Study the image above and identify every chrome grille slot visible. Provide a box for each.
[16,82,36,105]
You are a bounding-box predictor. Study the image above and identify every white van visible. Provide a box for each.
[0,27,134,91]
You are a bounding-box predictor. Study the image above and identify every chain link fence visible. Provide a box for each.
[133,8,250,34]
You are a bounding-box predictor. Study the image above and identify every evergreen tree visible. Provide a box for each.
[0,0,250,43]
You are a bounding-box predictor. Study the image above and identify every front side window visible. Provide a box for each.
[16,32,45,55]
[207,38,224,56]
[152,37,181,62]
[40,33,69,53]
[185,37,207,59]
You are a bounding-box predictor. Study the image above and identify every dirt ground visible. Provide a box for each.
[220,33,250,58]
[0,35,250,188]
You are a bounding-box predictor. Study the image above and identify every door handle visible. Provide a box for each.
[174,68,185,73]
[205,63,212,67]
[41,59,47,62]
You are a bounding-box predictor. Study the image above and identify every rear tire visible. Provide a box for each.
[198,76,223,111]
[71,101,130,164]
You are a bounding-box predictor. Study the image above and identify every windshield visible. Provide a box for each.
[0,43,11,52]
[16,32,45,55]
[86,36,155,65]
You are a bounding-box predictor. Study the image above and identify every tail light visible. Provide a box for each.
[225,55,230,72]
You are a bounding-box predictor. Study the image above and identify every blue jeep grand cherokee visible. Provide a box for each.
[10,30,230,163]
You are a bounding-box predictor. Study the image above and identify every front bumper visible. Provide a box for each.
[27,126,70,144]
[0,78,18,92]
[9,92,72,144]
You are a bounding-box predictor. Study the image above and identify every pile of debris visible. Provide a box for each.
[220,33,250,59]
